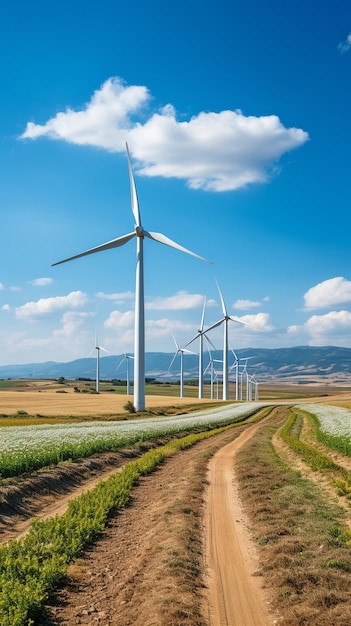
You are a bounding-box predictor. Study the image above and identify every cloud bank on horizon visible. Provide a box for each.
[20,77,309,192]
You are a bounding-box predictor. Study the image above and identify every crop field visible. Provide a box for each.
[1,381,351,625]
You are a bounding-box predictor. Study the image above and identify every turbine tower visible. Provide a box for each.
[52,144,211,411]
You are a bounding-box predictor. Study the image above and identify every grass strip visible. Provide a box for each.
[237,416,351,625]
[0,420,252,626]
[279,408,351,500]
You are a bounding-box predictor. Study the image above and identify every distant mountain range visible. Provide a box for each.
[1,346,351,385]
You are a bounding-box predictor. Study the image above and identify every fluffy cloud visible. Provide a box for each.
[233,299,261,310]
[53,311,94,338]
[0,283,4,290]
[338,33,351,54]
[304,310,351,345]
[20,77,309,192]
[146,291,205,311]
[304,277,351,310]
[104,309,134,330]
[15,291,88,319]
[235,312,274,332]
[28,277,53,287]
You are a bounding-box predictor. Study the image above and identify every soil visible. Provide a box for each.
[1,424,276,626]
[2,396,351,625]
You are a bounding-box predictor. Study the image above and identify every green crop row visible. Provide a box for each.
[0,421,240,625]
[279,409,351,500]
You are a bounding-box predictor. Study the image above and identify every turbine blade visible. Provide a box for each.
[204,318,224,333]
[200,297,206,331]
[52,232,136,266]
[215,278,227,317]
[126,143,141,228]
[228,316,246,326]
[99,346,110,354]
[169,329,179,350]
[116,354,128,371]
[203,332,216,350]
[181,348,196,355]
[168,352,178,370]
[144,230,212,264]
[182,332,200,349]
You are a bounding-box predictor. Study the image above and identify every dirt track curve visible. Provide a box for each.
[205,422,274,625]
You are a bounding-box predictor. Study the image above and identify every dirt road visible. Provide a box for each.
[205,423,274,625]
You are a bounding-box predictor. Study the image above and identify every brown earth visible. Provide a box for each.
[2,390,351,624]
[2,422,277,626]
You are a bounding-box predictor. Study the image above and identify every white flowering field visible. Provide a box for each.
[0,403,266,478]
[296,403,351,438]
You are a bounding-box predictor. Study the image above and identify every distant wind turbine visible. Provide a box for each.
[203,340,223,400]
[52,143,211,411]
[229,351,254,401]
[205,280,245,401]
[169,332,196,398]
[88,336,109,392]
[116,353,134,395]
[184,297,216,399]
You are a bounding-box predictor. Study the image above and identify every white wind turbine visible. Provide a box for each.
[229,351,254,401]
[205,280,245,401]
[239,357,254,401]
[116,353,134,395]
[169,332,196,398]
[52,143,211,411]
[184,298,216,399]
[203,340,223,400]
[88,336,109,393]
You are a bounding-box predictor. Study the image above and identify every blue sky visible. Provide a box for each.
[1,0,351,366]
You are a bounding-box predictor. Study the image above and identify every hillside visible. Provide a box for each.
[0,346,351,384]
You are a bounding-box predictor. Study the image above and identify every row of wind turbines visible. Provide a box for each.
[53,144,259,410]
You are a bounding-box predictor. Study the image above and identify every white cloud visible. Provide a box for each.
[233,299,261,310]
[96,291,135,304]
[104,309,134,330]
[53,311,94,338]
[1,304,10,311]
[304,310,351,345]
[338,33,351,54]
[0,283,4,290]
[236,312,274,332]
[28,277,53,287]
[304,277,351,310]
[15,291,88,320]
[20,76,309,192]
[146,291,204,310]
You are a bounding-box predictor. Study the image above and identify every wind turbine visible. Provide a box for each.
[183,298,216,399]
[229,351,254,401]
[203,340,223,400]
[169,333,196,398]
[88,336,109,393]
[116,353,134,395]
[52,143,211,411]
[205,280,245,401]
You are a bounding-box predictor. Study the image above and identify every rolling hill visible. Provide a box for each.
[0,346,351,385]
